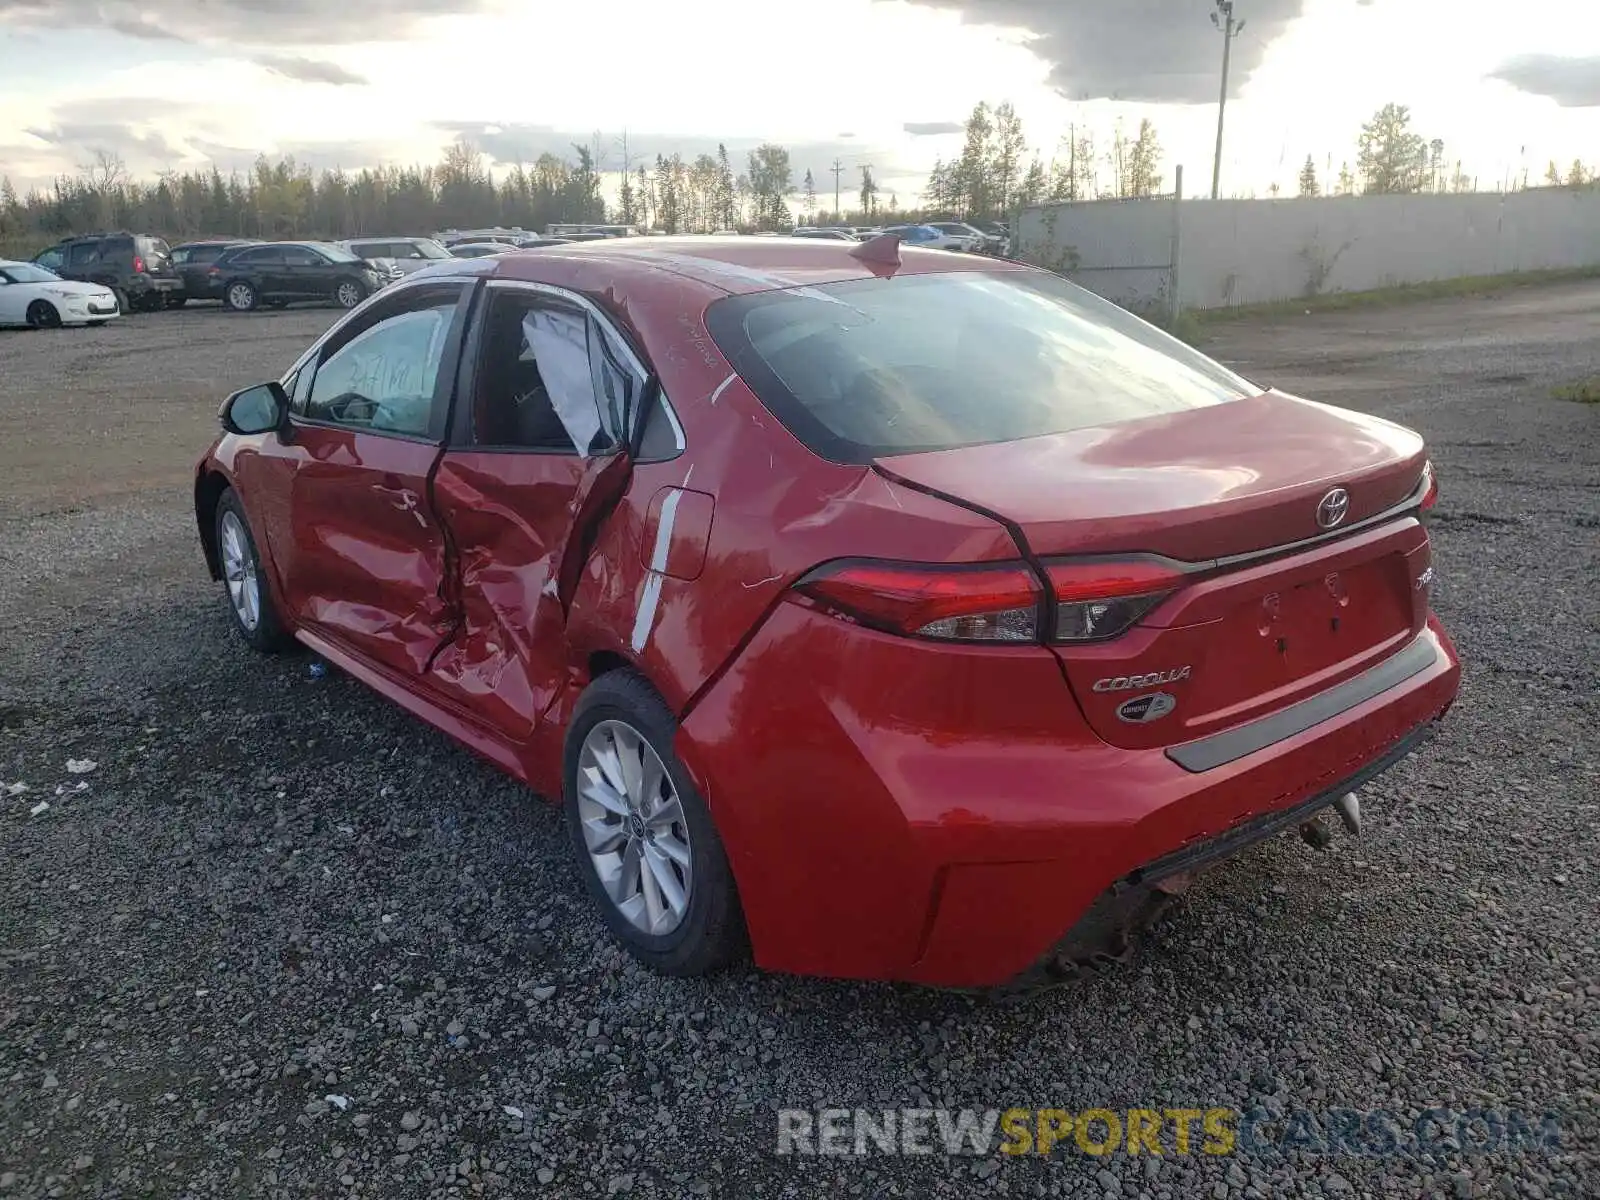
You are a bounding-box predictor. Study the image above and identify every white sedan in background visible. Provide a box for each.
[0,260,120,329]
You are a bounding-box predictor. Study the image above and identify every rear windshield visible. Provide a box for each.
[136,236,171,257]
[704,270,1255,462]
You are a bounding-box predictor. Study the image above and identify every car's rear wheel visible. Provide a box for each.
[564,672,746,976]
[215,489,291,652]
[225,281,258,312]
[112,287,130,314]
[24,300,60,329]
[334,278,366,309]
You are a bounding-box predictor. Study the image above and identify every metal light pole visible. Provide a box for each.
[1210,1,1246,200]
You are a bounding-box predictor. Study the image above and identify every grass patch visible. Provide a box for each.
[1192,265,1600,325]
[1552,378,1600,404]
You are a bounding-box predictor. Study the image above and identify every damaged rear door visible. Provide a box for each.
[425,279,647,745]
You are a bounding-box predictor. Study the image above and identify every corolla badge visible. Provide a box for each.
[1093,666,1191,692]
[1317,487,1351,529]
[1116,693,1177,724]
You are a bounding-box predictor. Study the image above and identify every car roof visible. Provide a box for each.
[479,236,1026,297]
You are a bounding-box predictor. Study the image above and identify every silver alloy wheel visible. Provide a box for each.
[218,510,260,631]
[336,281,362,308]
[576,719,693,936]
[227,282,254,310]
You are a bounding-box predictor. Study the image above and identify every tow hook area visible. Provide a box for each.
[1298,791,1363,850]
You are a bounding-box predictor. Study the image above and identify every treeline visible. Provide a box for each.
[923,103,1167,216]
[0,142,608,252]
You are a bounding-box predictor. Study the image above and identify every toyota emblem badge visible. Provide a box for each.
[1316,487,1350,530]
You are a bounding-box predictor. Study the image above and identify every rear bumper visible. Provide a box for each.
[130,276,180,295]
[675,606,1460,988]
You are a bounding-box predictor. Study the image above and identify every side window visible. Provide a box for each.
[470,291,613,454]
[233,247,278,267]
[281,246,323,267]
[34,248,64,271]
[348,242,382,259]
[394,242,424,259]
[305,301,457,437]
[66,242,100,267]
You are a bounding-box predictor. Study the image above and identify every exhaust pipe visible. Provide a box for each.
[1332,792,1361,838]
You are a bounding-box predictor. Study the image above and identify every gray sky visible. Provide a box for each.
[1,0,1596,200]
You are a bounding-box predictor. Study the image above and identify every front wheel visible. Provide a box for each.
[214,488,291,652]
[25,300,61,329]
[112,287,130,314]
[333,278,367,309]
[224,280,258,312]
[564,673,747,976]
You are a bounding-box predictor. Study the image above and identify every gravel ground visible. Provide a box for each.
[1,289,1596,1198]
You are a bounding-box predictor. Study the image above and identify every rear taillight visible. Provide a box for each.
[1043,558,1189,642]
[790,555,1193,644]
[792,560,1040,642]
[133,255,146,274]
[1419,460,1439,514]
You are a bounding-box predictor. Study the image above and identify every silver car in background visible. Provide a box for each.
[338,236,453,277]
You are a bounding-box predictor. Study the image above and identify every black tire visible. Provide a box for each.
[112,287,130,314]
[224,280,258,312]
[214,488,292,653]
[25,300,60,329]
[564,672,747,976]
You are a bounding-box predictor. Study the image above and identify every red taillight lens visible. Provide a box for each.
[132,255,146,274]
[1419,460,1439,513]
[1044,558,1189,642]
[792,560,1040,642]
[208,266,221,275]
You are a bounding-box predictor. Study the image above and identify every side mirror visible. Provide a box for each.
[220,381,289,436]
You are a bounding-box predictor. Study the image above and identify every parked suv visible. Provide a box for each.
[339,237,452,275]
[208,242,387,311]
[170,240,260,303]
[31,232,181,313]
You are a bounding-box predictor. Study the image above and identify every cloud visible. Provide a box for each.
[0,0,497,43]
[896,0,1309,103]
[903,121,964,136]
[22,120,192,165]
[254,54,367,86]
[1489,54,1600,108]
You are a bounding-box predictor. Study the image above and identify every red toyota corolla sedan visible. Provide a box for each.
[194,236,1460,989]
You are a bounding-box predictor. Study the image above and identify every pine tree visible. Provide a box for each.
[1298,155,1320,197]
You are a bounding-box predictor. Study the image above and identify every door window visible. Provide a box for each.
[281,245,326,267]
[469,292,613,455]
[232,247,282,267]
[33,248,64,272]
[65,242,101,268]
[305,301,457,437]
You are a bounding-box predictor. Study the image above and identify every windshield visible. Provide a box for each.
[2,263,63,284]
[705,269,1257,463]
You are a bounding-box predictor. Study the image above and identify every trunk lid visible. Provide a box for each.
[876,391,1426,561]
[878,391,1434,751]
